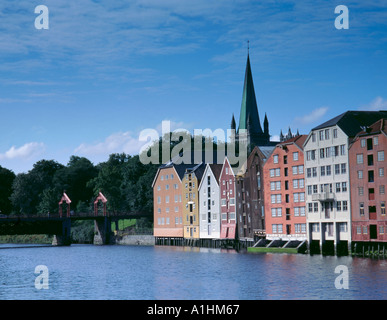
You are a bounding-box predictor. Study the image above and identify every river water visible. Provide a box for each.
[0,244,386,300]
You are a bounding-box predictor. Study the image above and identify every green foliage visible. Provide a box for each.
[0,166,15,215]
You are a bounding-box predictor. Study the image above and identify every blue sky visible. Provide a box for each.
[0,0,386,173]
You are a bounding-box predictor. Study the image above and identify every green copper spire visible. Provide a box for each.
[238,53,263,135]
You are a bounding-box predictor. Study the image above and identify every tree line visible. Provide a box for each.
[0,153,158,217]
[0,131,239,217]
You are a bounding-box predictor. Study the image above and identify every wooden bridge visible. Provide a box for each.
[0,192,152,246]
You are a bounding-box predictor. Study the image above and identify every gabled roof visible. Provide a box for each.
[312,110,387,138]
[183,162,206,184]
[350,118,387,147]
[278,134,307,151]
[198,163,223,190]
[209,164,223,182]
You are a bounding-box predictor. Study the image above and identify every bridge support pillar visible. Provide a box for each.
[94,217,112,245]
[52,218,71,246]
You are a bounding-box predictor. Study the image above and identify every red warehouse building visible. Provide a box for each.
[349,119,387,247]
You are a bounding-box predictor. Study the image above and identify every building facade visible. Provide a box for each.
[182,163,205,239]
[349,119,387,243]
[219,158,237,239]
[263,135,307,241]
[236,146,273,240]
[198,164,222,239]
[152,165,184,238]
[304,111,387,254]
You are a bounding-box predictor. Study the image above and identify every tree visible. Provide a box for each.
[52,156,98,210]
[0,166,16,215]
[10,160,64,215]
[87,153,129,213]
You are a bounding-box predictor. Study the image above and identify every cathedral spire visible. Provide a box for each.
[237,52,263,135]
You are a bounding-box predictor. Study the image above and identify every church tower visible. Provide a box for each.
[235,50,272,149]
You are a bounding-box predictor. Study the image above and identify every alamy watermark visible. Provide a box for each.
[34,265,49,290]
[335,5,349,30]
[334,265,349,289]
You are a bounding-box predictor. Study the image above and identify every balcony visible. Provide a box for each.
[312,192,335,202]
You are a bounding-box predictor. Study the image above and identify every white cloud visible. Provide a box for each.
[362,96,387,111]
[0,142,45,160]
[294,107,329,125]
[74,131,146,157]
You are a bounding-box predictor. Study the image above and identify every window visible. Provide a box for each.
[157,196,161,204]
[356,226,362,234]
[339,223,347,233]
[312,132,316,142]
[325,129,330,140]
[336,201,341,211]
[340,145,346,156]
[299,165,304,174]
[333,128,337,138]
[358,187,364,196]
[307,168,312,178]
[360,139,366,148]
[368,154,374,166]
[165,184,169,190]
[284,155,288,164]
[341,163,346,174]
[325,147,331,158]
[342,182,347,192]
[276,194,281,204]
[320,149,325,159]
[377,151,385,162]
[368,170,374,182]
[336,183,341,193]
[357,154,364,164]
[382,202,386,215]
[307,185,312,195]
[380,185,385,195]
[271,195,276,204]
[326,165,331,176]
[379,168,385,177]
[293,180,298,189]
[358,170,363,179]
[320,166,325,176]
[270,169,275,177]
[308,203,313,213]
[374,136,379,146]
[367,138,373,150]
[270,182,276,191]
[359,203,364,216]
[273,155,279,164]
[312,167,317,177]
[157,208,161,214]
[343,201,348,211]
[293,152,299,161]
[335,164,340,175]
[313,202,319,212]
[292,166,298,175]
[319,130,324,141]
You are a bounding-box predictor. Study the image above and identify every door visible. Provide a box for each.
[370,225,377,240]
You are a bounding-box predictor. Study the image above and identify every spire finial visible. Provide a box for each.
[247,40,250,54]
